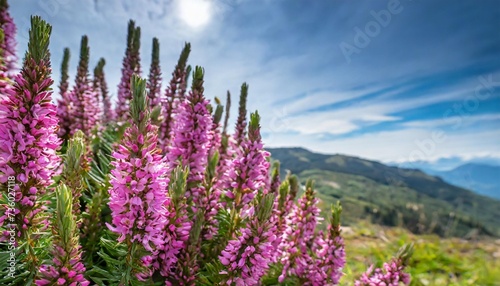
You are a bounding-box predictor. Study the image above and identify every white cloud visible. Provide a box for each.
[266,128,500,164]
[402,113,500,128]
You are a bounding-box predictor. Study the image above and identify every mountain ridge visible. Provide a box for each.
[267,147,500,237]
[429,163,500,199]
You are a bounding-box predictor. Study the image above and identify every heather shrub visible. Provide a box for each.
[0,4,412,286]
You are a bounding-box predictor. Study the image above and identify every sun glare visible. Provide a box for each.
[178,0,212,28]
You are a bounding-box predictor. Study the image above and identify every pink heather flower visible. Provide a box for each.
[215,93,235,204]
[56,48,72,139]
[216,92,234,192]
[159,43,190,151]
[310,203,346,285]
[354,259,411,286]
[0,16,61,238]
[116,21,141,122]
[147,37,162,109]
[68,36,100,137]
[156,166,195,283]
[155,195,191,278]
[209,115,222,160]
[107,119,168,251]
[167,66,212,210]
[283,175,299,216]
[355,244,413,286]
[200,103,225,239]
[215,135,234,197]
[165,67,211,284]
[107,76,169,280]
[270,161,281,195]
[225,111,270,216]
[278,180,322,283]
[220,194,276,285]
[36,185,90,286]
[0,0,17,77]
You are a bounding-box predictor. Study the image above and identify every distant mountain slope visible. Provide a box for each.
[268,147,500,237]
[429,163,500,199]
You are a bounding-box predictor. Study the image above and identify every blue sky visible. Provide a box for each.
[10,0,500,166]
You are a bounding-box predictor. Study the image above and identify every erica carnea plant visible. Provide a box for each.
[116,20,141,123]
[68,36,100,137]
[35,184,89,286]
[355,244,413,286]
[106,75,169,283]
[278,179,323,282]
[219,193,277,285]
[60,130,86,223]
[56,48,72,139]
[166,66,214,283]
[159,43,191,150]
[0,14,60,265]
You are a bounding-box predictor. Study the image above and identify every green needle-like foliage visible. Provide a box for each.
[222,91,231,135]
[248,110,261,142]
[62,130,87,221]
[25,16,51,65]
[129,75,149,132]
[213,102,224,126]
[256,193,275,223]
[78,36,90,78]
[55,184,77,254]
[234,83,249,144]
[191,66,205,96]
[59,47,70,94]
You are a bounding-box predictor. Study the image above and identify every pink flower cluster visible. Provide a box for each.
[220,207,277,285]
[225,114,270,216]
[36,183,89,286]
[354,258,411,286]
[159,43,190,151]
[167,67,213,210]
[107,124,169,254]
[36,244,89,286]
[155,194,191,278]
[278,182,322,283]
[0,54,61,235]
[68,36,100,137]
[311,204,346,285]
